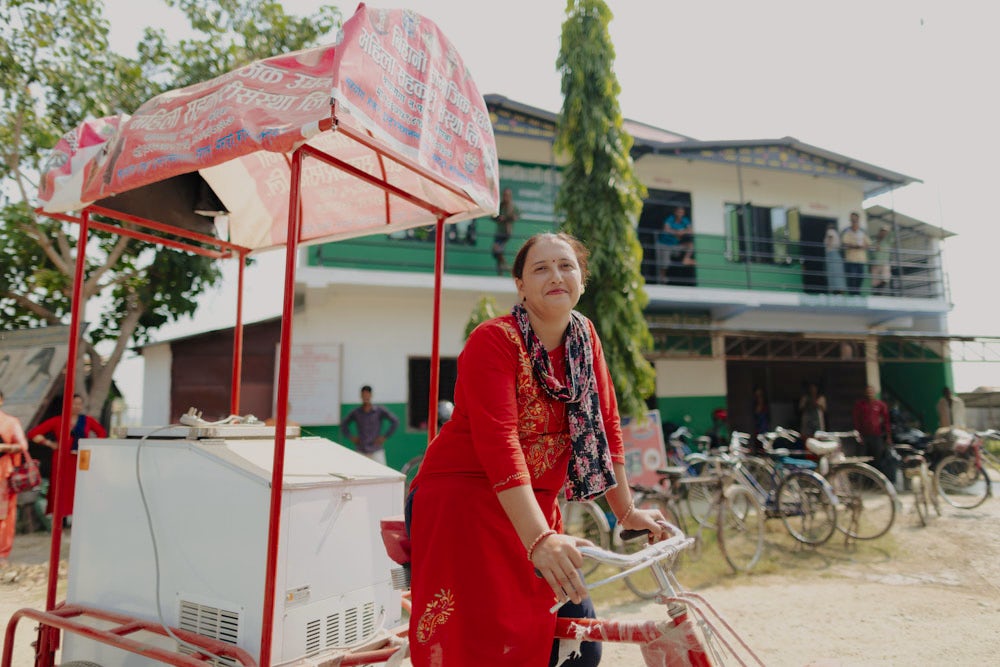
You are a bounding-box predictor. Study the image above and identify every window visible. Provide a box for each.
[407,356,458,429]
[725,203,799,264]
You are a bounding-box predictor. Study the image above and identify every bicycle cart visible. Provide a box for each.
[4,6,499,667]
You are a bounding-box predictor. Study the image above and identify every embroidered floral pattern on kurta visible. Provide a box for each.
[415,588,455,643]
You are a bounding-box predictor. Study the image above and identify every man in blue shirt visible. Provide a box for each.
[341,385,399,464]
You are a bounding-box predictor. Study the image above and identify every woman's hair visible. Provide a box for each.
[511,232,590,283]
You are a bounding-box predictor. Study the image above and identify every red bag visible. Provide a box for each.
[7,451,42,494]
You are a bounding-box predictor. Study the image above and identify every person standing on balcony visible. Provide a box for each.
[936,386,966,429]
[341,385,398,465]
[841,212,870,295]
[853,385,895,481]
[491,187,520,275]
[870,224,893,295]
[657,205,692,283]
[824,222,846,294]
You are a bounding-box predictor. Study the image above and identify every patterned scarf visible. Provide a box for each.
[512,303,616,501]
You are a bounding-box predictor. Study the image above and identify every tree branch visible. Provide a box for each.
[1,290,61,324]
[85,235,131,294]
[19,220,72,275]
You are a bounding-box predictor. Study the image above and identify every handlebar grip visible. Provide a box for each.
[620,528,651,541]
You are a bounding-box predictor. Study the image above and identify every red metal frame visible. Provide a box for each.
[16,118,474,667]
[5,605,256,667]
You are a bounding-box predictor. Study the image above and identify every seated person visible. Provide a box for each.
[665,232,697,286]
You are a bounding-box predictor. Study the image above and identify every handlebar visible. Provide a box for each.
[549,522,695,613]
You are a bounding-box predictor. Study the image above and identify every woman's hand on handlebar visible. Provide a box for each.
[620,507,672,543]
[529,533,592,605]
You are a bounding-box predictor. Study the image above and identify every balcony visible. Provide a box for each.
[303,222,950,320]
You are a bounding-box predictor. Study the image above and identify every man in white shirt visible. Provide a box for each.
[840,212,870,295]
[936,386,967,429]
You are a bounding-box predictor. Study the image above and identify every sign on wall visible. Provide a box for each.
[620,409,667,488]
[274,343,342,425]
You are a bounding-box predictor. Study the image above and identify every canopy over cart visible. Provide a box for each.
[10,4,499,666]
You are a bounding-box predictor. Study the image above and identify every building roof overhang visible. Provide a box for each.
[484,94,919,198]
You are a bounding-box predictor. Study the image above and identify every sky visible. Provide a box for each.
[100,0,1000,412]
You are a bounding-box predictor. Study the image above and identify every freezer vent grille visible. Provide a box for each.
[178,600,240,666]
[324,601,376,648]
[306,618,322,656]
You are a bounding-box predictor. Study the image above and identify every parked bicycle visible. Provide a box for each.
[894,442,940,526]
[933,428,1000,509]
[726,431,839,546]
[766,428,897,541]
[618,463,765,597]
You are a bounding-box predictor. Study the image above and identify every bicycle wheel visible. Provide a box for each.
[826,463,897,540]
[717,484,765,573]
[618,494,679,600]
[936,455,990,509]
[400,454,424,496]
[682,456,718,529]
[561,500,611,576]
[776,470,837,545]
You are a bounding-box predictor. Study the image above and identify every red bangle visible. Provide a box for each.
[526,529,557,561]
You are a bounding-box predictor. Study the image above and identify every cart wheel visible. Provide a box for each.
[59,662,105,667]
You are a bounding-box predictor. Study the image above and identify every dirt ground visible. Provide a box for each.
[3,490,999,666]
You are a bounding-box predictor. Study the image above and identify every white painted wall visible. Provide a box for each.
[294,283,518,405]
[655,358,727,397]
[633,156,867,235]
[141,343,172,426]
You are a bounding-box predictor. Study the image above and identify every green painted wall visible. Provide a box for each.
[879,362,950,430]
[694,233,828,292]
[307,160,560,276]
[304,402,427,471]
[655,395,727,442]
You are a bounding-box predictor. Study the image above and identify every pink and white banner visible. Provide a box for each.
[38,3,499,252]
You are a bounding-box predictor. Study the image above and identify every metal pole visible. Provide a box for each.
[427,216,446,441]
[230,250,246,415]
[736,164,753,289]
[39,209,90,665]
[259,150,303,667]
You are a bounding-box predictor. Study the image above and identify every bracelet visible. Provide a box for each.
[617,500,636,526]
[526,529,557,561]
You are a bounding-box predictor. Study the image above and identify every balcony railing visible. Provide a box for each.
[307,225,949,301]
[637,233,948,300]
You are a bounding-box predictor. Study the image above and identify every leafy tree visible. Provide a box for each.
[464,295,499,339]
[0,0,340,417]
[555,0,655,419]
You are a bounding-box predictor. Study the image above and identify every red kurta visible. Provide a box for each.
[27,414,107,516]
[408,314,624,666]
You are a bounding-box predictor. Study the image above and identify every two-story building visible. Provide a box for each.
[142,94,957,468]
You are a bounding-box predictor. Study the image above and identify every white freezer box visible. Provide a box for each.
[62,425,405,666]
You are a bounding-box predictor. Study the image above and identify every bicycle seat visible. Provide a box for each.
[805,437,839,457]
[380,515,411,566]
[655,466,688,479]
